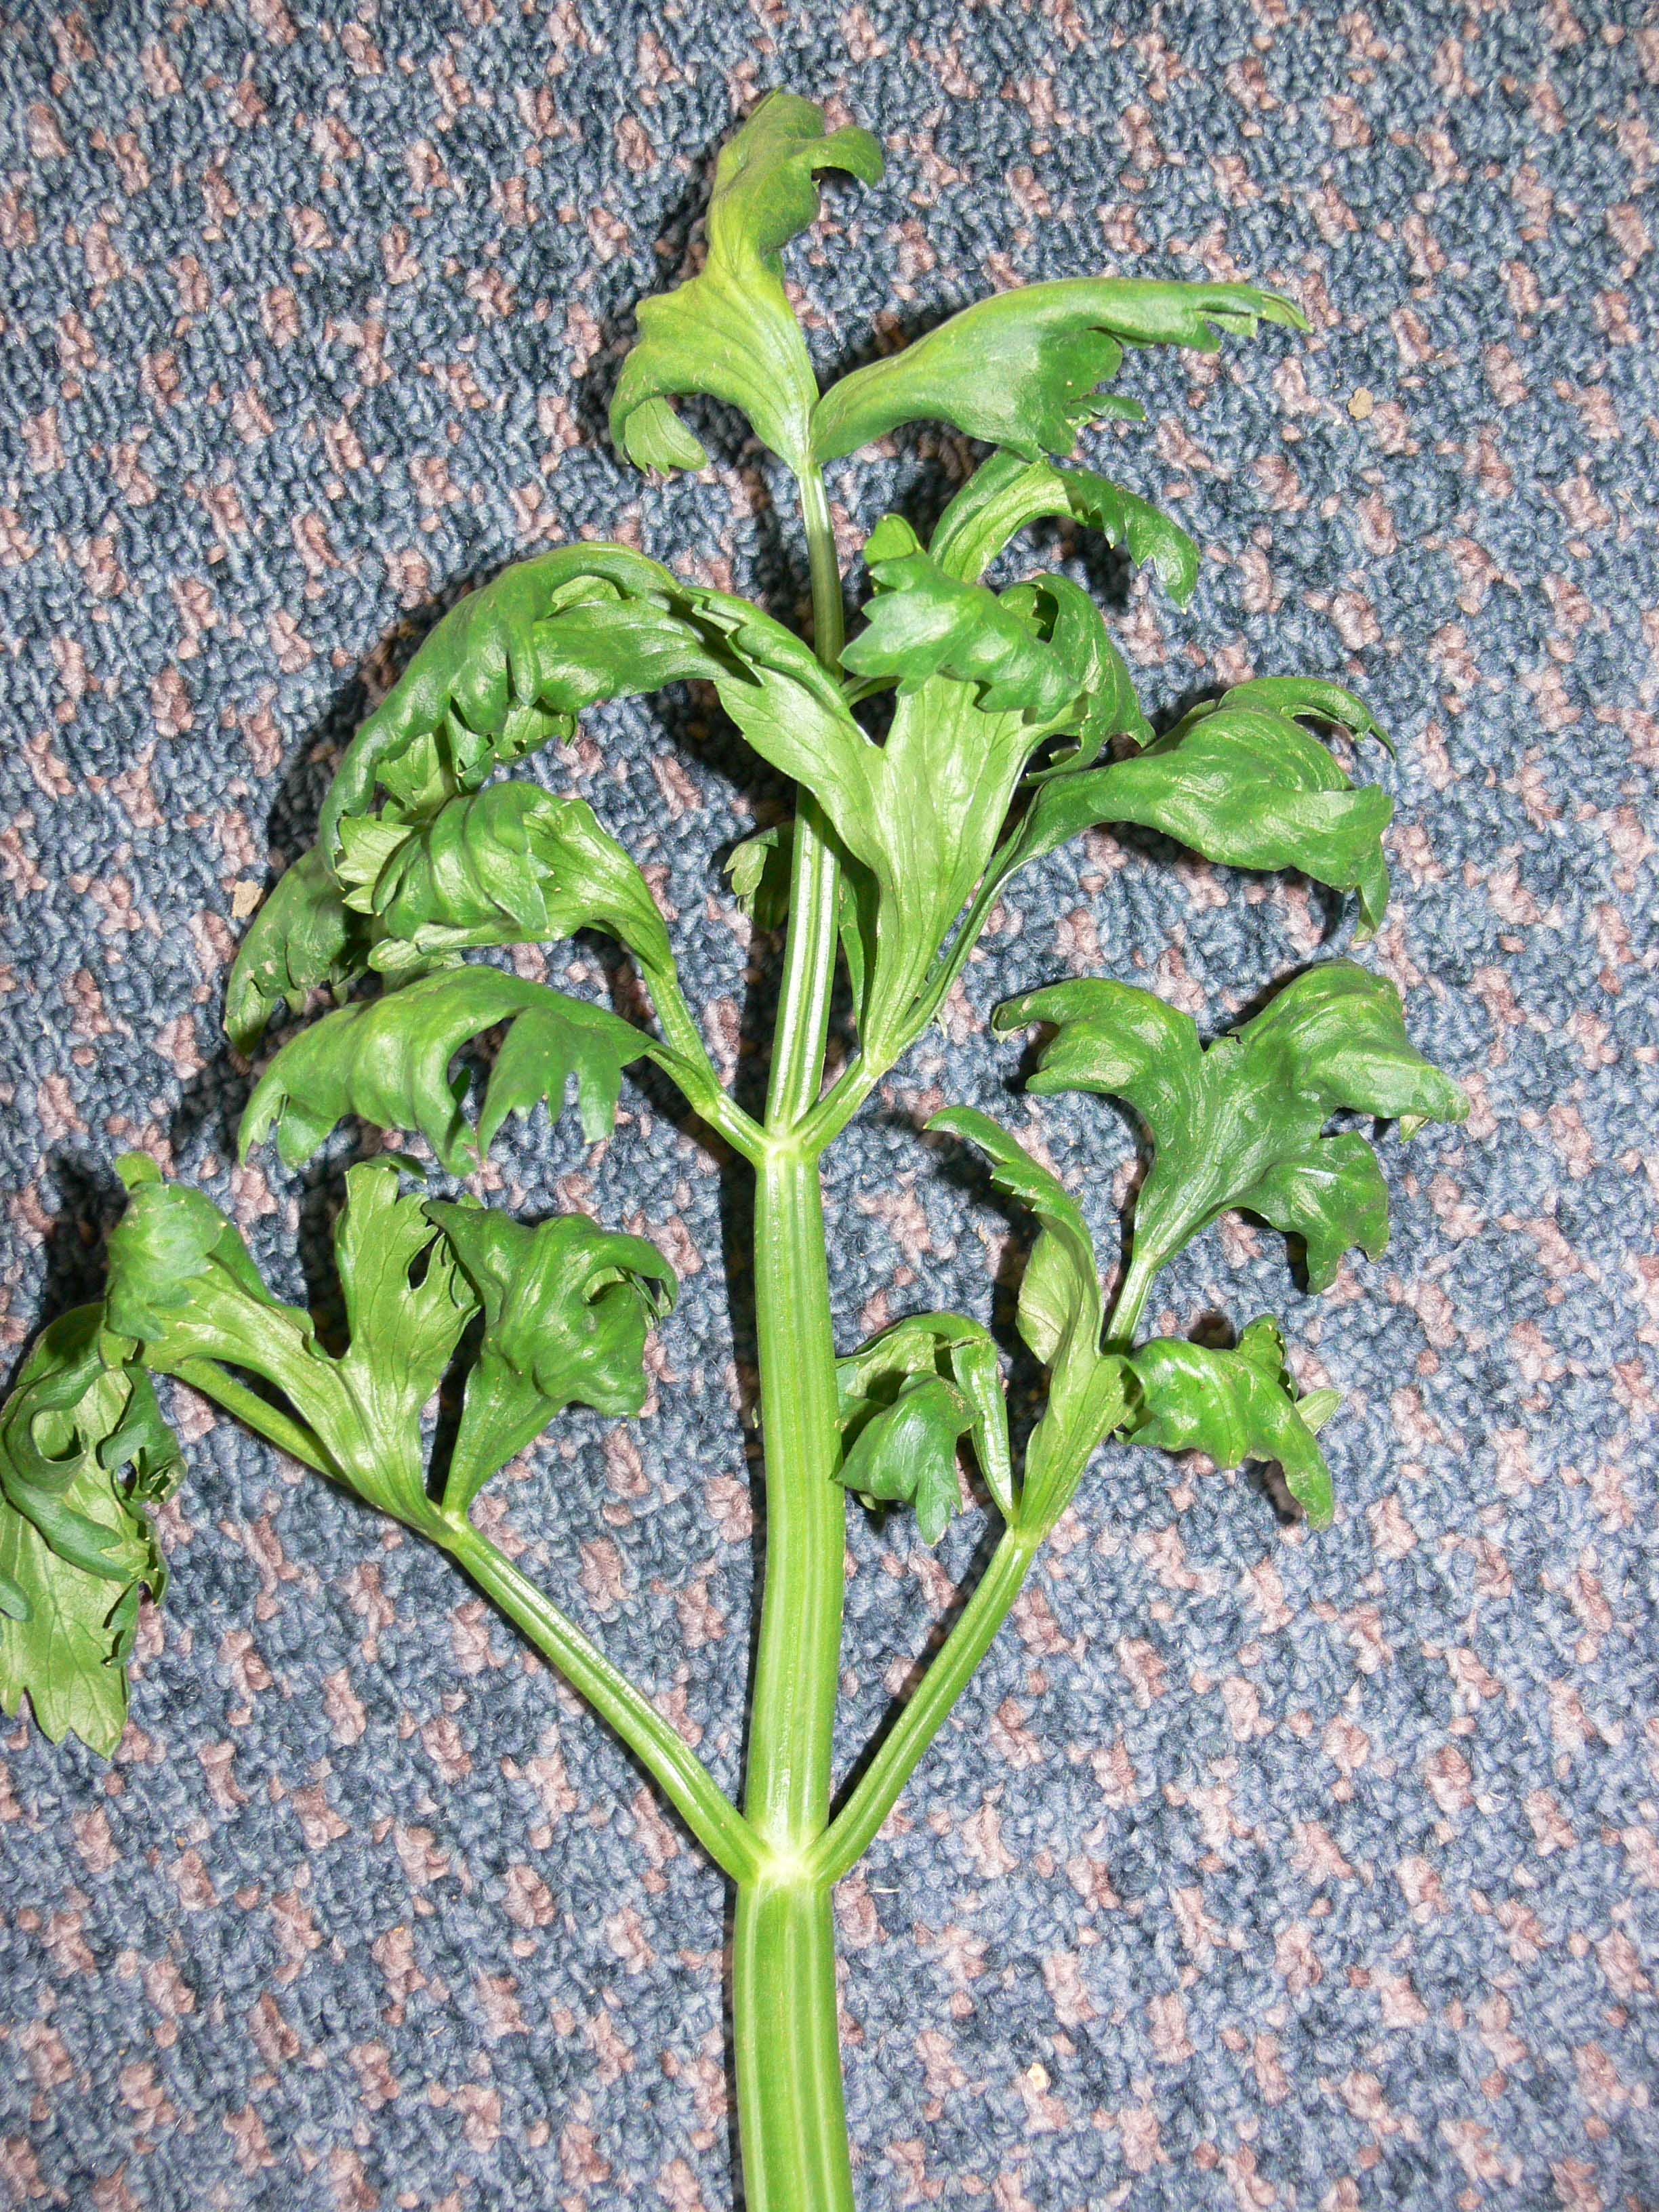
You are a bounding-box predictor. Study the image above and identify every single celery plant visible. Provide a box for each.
[0,93,1466,2211]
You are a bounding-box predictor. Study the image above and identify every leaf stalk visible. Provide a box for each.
[440,1516,766,1885]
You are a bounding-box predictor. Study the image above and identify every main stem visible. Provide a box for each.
[734,466,857,2212]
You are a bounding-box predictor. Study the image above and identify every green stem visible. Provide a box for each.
[441,1518,764,1885]
[915,851,1013,1028]
[800,464,847,673]
[744,466,849,1849]
[766,804,840,1133]
[812,1531,1037,1884]
[733,1876,850,2212]
[743,1153,846,1854]
[644,966,769,1164]
[1107,1247,1162,1348]
[793,1052,879,1160]
[732,464,856,2212]
[766,468,845,1133]
[168,1357,341,1479]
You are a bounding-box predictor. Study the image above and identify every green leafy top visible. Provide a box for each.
[810,277,1307,466]
[611,91,884,475]
[998,962,1467,1296]
[0,81,1468,1841]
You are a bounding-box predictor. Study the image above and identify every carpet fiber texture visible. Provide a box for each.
[1,4,1656,2208]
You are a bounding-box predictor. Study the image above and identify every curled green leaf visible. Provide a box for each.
[317,544,860,910]
[836,1311,1014,1523]
[226,846,371,1053]
[998,961,1467,1300]
[336,784,673,978]
[1215,676,1393,755]
[926,1106,1126,1534]
[835,1375,972,1546]
[611,91,884,476]
[811,276,1307,466]
[1126,1317,1336,1528]
[0,1307,182,1754]
[428,1204,677,1513]
[324,1166,479,1522]
[724,823,794,931]
[240,967,653,1172]
[936,675,1396,1006]
[0,1469,157,1753]
[317,544,729,858]
[846,515,1067,709]
[1010,574,1151,763]
[844,517,1145,750]
[100,1173,343,1495]
[1240,1134,1390,1296]
[1078,679,1395,936]
[929,449,1200,605]
[106,1153,281,1345]
[0,1303,180,1580]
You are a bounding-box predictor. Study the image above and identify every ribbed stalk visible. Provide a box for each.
[733,1876,850,2212]
[443,1519,764,1885]
[812,1532,1038,1885]
[764,465,844,1136]
[730,462,856,2211]
[743,1155,846,1851]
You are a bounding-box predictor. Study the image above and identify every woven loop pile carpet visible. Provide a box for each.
[1,5,1655,2207]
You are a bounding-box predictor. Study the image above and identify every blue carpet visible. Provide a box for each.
[1,4,1656,2207]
